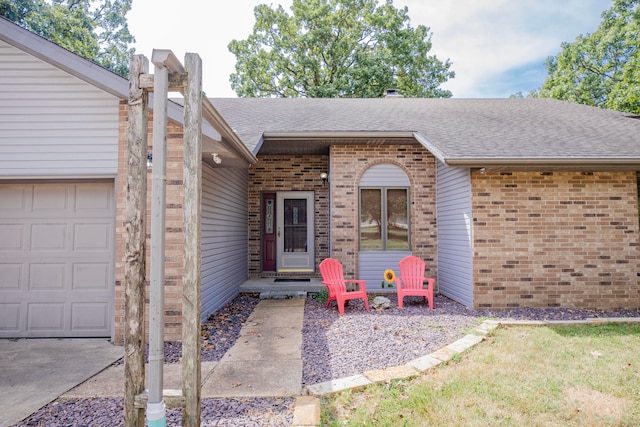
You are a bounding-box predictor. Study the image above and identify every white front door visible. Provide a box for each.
[276,191,314,272]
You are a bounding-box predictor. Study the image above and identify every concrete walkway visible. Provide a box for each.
[0,339,124,427]
[65,298,305,399]
[61,297,314,426]
[203,297,304,397]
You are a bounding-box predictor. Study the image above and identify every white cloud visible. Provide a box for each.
[410,0,611,96]
[128,0,611,98]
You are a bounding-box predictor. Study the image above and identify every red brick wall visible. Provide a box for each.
[471,171,640,310]
[329,145,437,279]
[114,102,185,343]
[248,154,330,277]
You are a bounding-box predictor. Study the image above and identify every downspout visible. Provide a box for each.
[147,54,171,427]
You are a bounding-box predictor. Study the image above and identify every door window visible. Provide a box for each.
[283,198,307,252]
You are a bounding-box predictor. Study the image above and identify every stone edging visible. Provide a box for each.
[291,317,640,427]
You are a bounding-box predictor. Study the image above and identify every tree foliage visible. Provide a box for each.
[229,0,454,98]
[0,0,135,77]
[532,0,639,114]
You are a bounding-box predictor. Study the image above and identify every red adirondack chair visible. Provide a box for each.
[395,255,435,309]
[319,258,370,315]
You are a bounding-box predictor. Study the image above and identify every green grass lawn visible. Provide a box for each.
[321,323,640,426]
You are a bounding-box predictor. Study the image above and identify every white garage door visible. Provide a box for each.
[0,182,115,338]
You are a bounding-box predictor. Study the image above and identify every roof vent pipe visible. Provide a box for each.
[385,88,403,98]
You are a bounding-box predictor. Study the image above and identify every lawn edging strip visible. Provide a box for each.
[295,317,640,426]
[303,320,497,397]
[303,317,640,396]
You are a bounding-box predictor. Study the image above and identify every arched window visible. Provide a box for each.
[359,164,410,251]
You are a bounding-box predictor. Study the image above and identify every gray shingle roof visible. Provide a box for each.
[210,97,640,167]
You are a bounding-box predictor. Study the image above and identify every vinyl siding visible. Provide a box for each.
[0,40,119,178]
[360,163,411,186]
[359,251,410,292]
[201,163,249,319]
[436,162,473,307]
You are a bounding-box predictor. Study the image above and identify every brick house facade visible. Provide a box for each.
[113,104,188,343]
[471,170,640,310]
[247,154,330,278]
[246,145,438,281]
[328,145,438,281]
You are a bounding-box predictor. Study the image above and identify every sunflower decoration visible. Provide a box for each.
[382,269,395,288]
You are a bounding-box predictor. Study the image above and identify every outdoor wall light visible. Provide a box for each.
[147,153,153,169]
[320,172,328,185]
[212,153,222,164]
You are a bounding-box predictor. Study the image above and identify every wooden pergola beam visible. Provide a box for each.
[139,72,189,92]
[181,52,203,427]
[124,54,149,427]
[124,50,203,427]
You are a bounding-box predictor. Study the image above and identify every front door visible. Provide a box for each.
[276,191,314,272]
[261,193,276,271]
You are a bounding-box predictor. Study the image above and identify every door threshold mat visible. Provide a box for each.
[273,278,311,282]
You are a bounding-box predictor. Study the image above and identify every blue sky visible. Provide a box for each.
[128,0,612,98]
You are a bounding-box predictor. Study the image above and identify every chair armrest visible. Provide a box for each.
[321,281,336,291]
[344,279,366,291]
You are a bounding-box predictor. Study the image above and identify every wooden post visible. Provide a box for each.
[182,52,203,427]
[124,54,149,427]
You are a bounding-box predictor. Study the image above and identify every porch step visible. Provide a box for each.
[240,278,324,294]
[259,291,307,300]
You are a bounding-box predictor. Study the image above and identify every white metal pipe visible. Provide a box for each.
[148,61,168,418]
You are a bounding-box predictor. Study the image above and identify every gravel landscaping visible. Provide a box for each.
[16,292,640,426]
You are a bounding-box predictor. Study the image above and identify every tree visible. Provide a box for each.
[228,0,454,98]
[0,0,135,77]
[532,0,639,114]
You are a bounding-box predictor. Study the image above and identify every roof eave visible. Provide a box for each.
[445,157,640,171]
[202,98,257,164]
[0,16,129,98]
[262,131,416,140]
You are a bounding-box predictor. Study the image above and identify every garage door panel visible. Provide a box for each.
[71,302,109,331]
[0,264,22,289]
[0,182,114,338]
[0,303,21,331]
[33,185,70,211]
[73,223,111,251]
[31,223,68,250]
[0,224,25,250]
[73,263,109,290]
[75,185,112,211]
[29,263,65,290]
[28,302,65,332]
[0,186,27,212]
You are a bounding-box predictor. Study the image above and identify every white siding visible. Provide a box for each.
[201,163,249,319]
[436,162,473,307]
[359,251,410,292]
[0,40,119,178]
[360,163,410,186]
